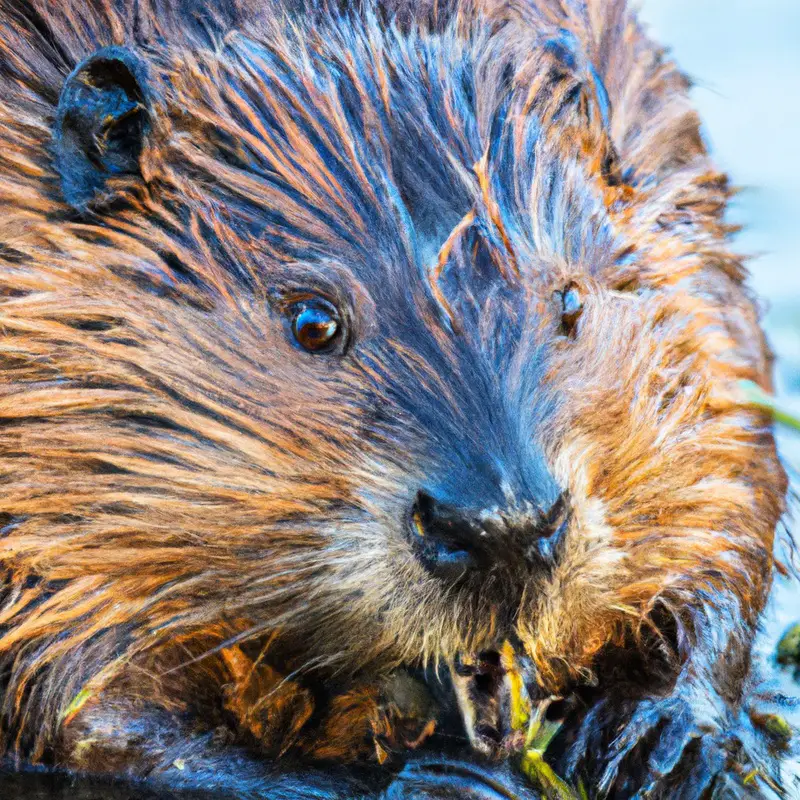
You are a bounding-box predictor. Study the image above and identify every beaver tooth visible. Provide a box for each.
[451,650,507,759]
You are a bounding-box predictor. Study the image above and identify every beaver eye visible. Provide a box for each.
[559,283,584,336]
[289,298,342,353]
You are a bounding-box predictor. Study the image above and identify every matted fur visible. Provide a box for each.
[0,0,788,789]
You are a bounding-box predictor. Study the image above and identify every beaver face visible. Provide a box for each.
[0,2,785,706]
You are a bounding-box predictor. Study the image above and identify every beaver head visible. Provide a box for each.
[0,0,787,736]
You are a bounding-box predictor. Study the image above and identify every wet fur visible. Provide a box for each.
[0,0,789,796]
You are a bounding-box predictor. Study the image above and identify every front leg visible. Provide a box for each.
[564,616,787,798]
[60,695,377,798]
[584,671,733,798]
[307,671,439,764]
[222,646,438,763]
[57,688,527,800]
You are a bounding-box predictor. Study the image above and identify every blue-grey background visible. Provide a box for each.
[641,0,800,781]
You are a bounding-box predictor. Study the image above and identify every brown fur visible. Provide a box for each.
[0,0,788,792]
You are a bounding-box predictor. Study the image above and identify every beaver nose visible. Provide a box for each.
[409,490,567,582]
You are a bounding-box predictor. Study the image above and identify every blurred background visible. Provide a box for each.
[641,0,800,782]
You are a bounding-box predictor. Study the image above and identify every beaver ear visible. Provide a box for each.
[54,46,152,211]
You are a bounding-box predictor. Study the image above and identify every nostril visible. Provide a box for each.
[533,493,570,563]
[540,492,569,537]
[411,490,437,537]
[409,490,477,582]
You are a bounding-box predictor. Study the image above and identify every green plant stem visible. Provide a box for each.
[738,380,800,433]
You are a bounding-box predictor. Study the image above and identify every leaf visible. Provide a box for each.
[738,380,800,433]
[501,641,580,799]
[520,750,580,800]
[502,640,531,732]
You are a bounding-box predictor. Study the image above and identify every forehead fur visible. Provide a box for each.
[0,0,741,303]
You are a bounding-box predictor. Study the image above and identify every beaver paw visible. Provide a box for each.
[568,676,732,799]
[310,671,437,763]
[611,679,735,798]
[373,672,439,764]
[221,646,314,756]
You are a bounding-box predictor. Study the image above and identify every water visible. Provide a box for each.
[642,0,800,784]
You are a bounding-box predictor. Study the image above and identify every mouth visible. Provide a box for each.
[449,643,571,764]
[399,495,574,743]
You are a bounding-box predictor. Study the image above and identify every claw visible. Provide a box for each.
[599,698,666,793]
[637,707,703,794]
[565,700,608,779]
[593,677,738,800]
[672,737,726,799]
[372,672,438,762]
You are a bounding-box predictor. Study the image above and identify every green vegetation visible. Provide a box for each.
[777,623,800,668]
[739,380,800,433]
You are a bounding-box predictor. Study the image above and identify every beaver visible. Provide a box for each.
[0,0,790,797]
